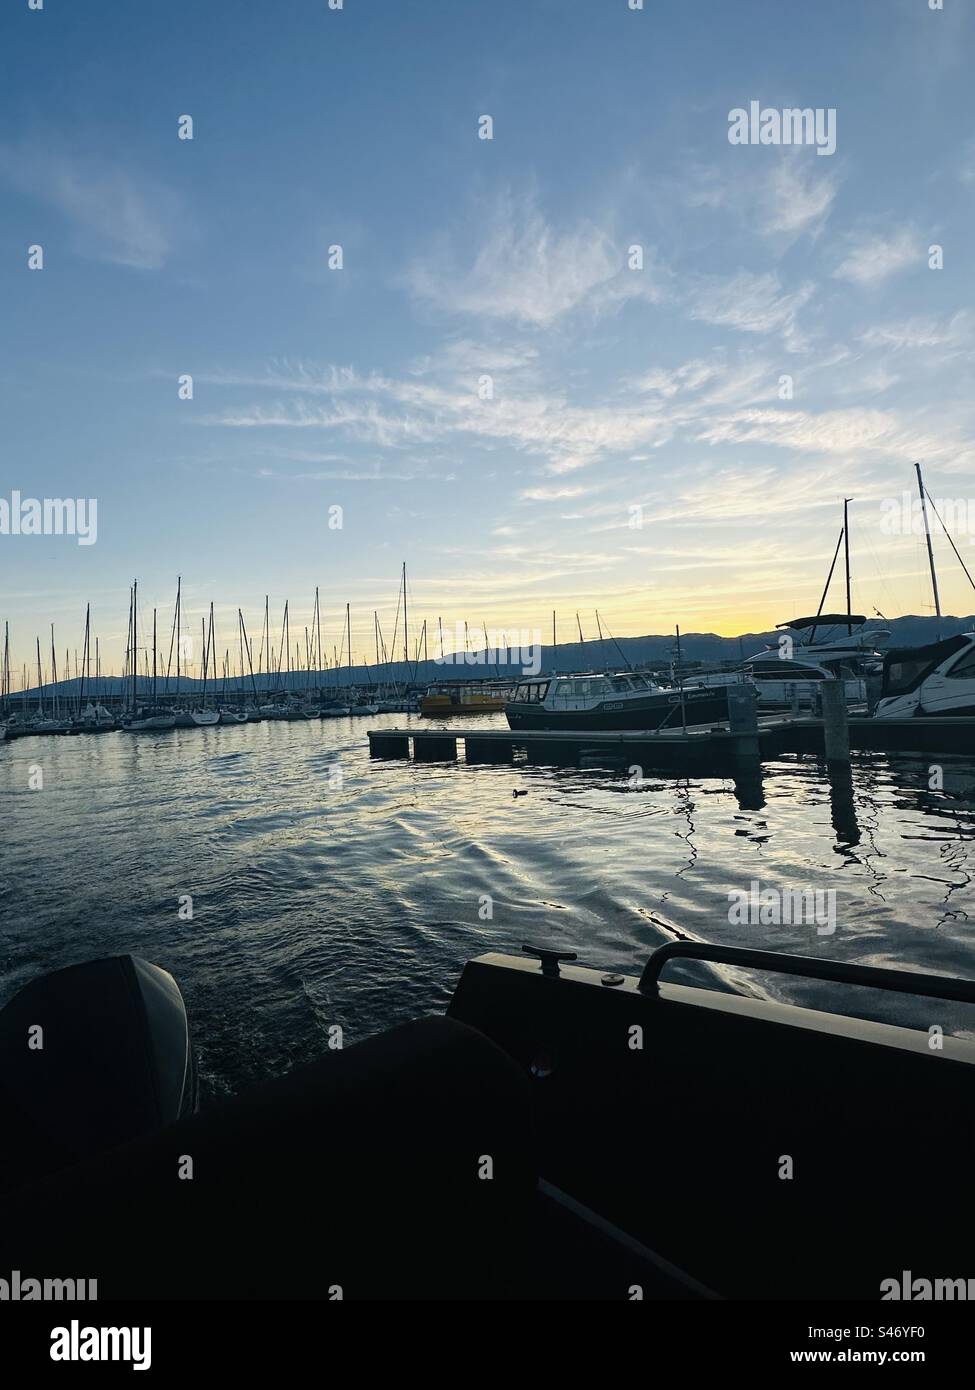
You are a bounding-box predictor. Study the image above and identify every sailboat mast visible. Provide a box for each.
[239,611,260,704]
[346,602,352,683]
[36,636,43,717]
[80,604,90,712]
[132,581,138,712]
[174,578,181,701]
[915,461,942,637]
[843,498,853,636]
[166,577,180,694]
[283,601,291,693]
[152,609,158,703]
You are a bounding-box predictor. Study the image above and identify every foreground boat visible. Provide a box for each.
[506,671,730,731]
[0,941,971,1299]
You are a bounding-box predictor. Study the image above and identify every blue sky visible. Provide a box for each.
[2,0,974,682]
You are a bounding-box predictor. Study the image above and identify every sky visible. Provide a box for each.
[2,0,974,684]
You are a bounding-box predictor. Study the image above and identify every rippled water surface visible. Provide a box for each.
[3,713,975,1096]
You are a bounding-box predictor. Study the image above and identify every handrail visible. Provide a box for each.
[639,940,975,1005]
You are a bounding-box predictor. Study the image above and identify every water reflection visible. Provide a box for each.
[3,721,975,1093]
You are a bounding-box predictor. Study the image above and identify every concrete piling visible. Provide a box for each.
[821,679,850,764]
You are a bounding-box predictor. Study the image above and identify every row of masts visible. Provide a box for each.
[3,467,971,709]
[4,562,561,707]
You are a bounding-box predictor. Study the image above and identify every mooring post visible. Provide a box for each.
[726,683,760,759]
[821,679,850,764]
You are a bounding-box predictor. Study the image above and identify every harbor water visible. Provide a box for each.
[2,713,974,1099]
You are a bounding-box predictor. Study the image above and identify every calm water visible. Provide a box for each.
[3,713,975,1097]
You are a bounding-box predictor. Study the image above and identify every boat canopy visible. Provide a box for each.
[880,635,971,698]
[777,615,867,631]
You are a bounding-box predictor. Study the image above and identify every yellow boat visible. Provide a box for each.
[420,679,518,716]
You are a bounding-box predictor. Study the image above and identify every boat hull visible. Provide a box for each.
[506,686,730,731]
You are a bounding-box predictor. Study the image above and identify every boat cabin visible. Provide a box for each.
[512,672,662,709]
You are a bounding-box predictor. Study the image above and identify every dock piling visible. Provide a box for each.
[726,684,760,759]
[821,680,850,764]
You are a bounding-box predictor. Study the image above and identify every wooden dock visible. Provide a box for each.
[368,714,975,768]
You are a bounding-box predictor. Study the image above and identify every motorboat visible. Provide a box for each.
[873,632,975,718]
[505,671,730,731]
[421,680,517,717]
[0,941,972,1300]
[696,615,890,710]
[123,706,177,732]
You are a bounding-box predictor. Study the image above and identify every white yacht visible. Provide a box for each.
[698,615,890,709]
[873,633,975,718]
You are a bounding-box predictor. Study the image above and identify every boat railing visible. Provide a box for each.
[639,940,975,1005]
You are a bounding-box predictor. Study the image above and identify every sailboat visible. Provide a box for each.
[70,604,115,732]
[30,629,73,734]
[874,463,975,718]
[124,591,177,731]
[171,584,218,726]
[696,500,890,709]
[185,612,220,724]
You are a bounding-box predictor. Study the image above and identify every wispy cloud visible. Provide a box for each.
[759,159,838,240]
[405,193,665,327]
[858,310,972,352]
[0,140,183,270]
[202,359,677,478]
[832,227,919,286]
[697,405,972,467]
[687,271,814,344]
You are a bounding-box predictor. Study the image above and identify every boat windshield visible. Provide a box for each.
[513,680,550,702]
[881,636,971,697]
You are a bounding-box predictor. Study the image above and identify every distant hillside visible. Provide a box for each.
[12,614,974,699]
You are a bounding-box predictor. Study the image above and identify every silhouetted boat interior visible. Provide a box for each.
[1,944,972,1300]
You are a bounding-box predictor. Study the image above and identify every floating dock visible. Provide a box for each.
[369,714,975,768]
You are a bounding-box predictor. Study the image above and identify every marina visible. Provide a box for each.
[4,0,975,1323]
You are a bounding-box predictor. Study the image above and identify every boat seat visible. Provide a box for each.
[0,1016,536,1300]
